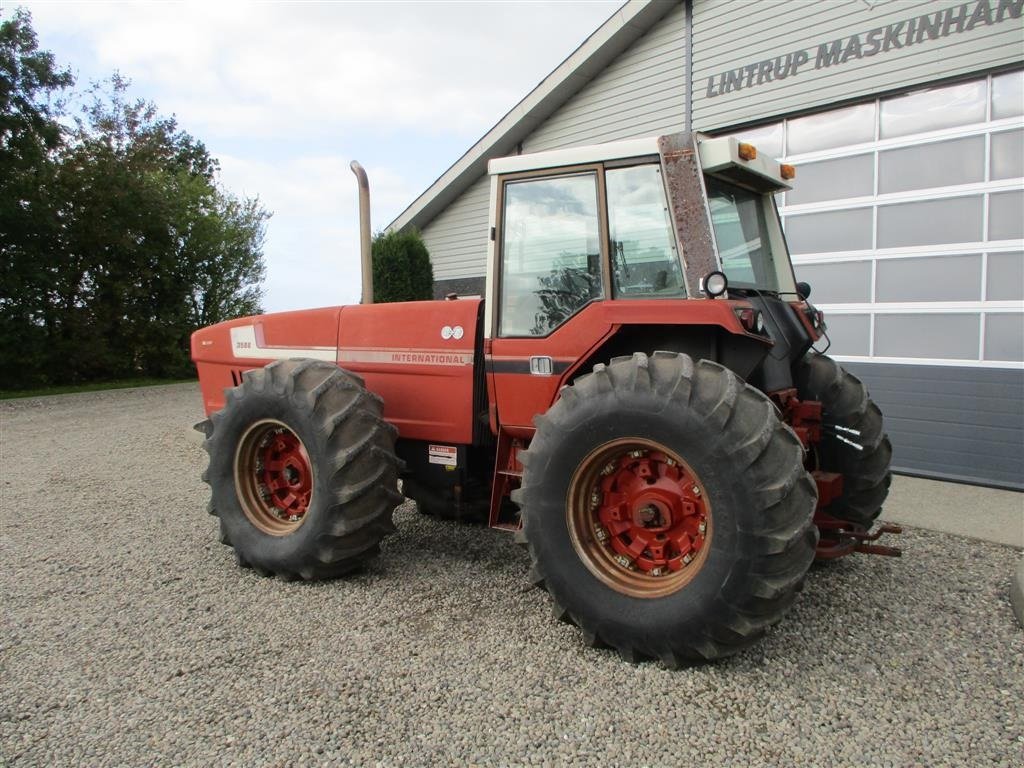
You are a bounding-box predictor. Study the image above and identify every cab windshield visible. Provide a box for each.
[705,176,780,292]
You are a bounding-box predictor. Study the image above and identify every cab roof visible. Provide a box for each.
[488,137,660,175]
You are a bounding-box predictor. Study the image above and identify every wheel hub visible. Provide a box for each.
[257,429,312,521]
[569,440,712,598]
[235,420,313,535]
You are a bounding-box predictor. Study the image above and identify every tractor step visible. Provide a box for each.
[814,514,903,560]
[489,430,525,529]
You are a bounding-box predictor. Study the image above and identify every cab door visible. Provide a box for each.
[487,161,689,433]
[487,167,613,432]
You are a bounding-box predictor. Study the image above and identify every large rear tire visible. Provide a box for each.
[201,359,402,580]
[514,352,818,665]
[795,353,892,528]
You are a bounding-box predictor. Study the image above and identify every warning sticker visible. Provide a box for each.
[428,444,458,467]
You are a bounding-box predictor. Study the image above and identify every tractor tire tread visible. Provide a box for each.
[795,353,892,528]
[201,359,399,581]
[519,352,817,665]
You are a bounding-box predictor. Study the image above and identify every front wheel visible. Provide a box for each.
[795,353,892,528]
[201,359,402,580]
[515,352,818,666]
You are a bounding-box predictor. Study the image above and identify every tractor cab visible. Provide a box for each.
[483,133,822,434]
[485,132,799,334]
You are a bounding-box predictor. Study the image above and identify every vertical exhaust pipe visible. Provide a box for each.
[349,161,373,304]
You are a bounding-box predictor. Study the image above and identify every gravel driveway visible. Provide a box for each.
[2,383,1022,767]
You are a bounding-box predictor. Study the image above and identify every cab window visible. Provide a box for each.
[607,164,685,298]
[705,176,779,291]
[499,173,603,337]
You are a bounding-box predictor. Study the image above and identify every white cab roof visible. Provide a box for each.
[489,137,660,175]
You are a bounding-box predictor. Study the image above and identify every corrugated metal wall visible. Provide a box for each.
[423,2,687,283]
[844,362,1023,489]
[692,0,1024,131]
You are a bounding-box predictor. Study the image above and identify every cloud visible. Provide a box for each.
[22,0,621,311]
[27,1,619,139]
[217,152,421,307]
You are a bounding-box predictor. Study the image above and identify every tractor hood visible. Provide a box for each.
[191,307,345,367]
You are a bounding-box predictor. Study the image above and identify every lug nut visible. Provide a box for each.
[594,525,609,542]
[692,485,701,497]
[590,490,601,510]
[698,520,707,534]
[683,553,693,565]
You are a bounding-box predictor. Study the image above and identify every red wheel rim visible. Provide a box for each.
[234,419,313,536]
[567,438,712,598]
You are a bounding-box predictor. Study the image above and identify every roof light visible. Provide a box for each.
[780,164,797,180]
[737,142,757,161]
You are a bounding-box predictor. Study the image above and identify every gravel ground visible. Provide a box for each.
[2,382,1022,767]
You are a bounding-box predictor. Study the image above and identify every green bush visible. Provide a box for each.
[371,229,434,303]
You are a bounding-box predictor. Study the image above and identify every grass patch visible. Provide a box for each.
[0,377,196,400]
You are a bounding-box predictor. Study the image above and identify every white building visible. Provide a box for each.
[391,0,1024,489]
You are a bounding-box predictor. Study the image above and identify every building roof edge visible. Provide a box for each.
[387,0,675,233]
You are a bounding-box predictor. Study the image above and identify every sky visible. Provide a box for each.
[19,0,621,312]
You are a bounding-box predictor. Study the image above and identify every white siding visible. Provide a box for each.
[522,1,686,151]
[693,0,1024,131]
[421,174,491,280]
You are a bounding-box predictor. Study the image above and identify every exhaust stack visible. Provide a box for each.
[349,161,373,304]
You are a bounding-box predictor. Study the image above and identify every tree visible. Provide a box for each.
[50,77,268,380]
[0,8,71,167]
[0,8,74,387]
[0,9,269,388]
[371,229,434,303]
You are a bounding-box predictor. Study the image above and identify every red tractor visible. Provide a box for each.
[192,131,897,666]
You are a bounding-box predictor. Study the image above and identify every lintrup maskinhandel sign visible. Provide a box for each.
[705,0,1023,99]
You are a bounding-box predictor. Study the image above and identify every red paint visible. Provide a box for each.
[814,512,903,559]
[596,450,708,574]
[192,307,343,415]
[488,429,525,530]
[192,300,482,444]
[337,300,481,443]
[770,388,822,447]
[259,430,313,520]
[769,389,903,559]
[812,470,843,509]
[489,298,755,429]
[790,300,825,343]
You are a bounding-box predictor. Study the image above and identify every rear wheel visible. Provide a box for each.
[201,359,402,580]
[515,352,818,665]
[795,353,892,528]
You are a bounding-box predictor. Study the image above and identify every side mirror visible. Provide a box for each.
[796,281,811,300]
